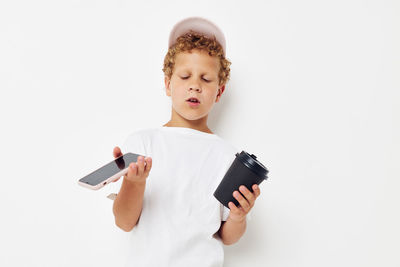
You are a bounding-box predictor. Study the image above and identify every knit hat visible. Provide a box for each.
[168,16,226,57]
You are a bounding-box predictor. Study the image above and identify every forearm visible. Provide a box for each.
[219,217,246,245]
[112,177,146,232]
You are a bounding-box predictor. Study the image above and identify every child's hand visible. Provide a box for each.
[228,184,261,222]
[112,146,152,184]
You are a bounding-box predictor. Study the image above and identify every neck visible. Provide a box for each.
[163,107,213,134]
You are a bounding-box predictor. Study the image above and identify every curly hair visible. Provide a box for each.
[162,30,231,86]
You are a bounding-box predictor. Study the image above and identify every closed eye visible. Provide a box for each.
[180,76,211,82]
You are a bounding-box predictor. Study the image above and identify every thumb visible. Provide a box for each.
[113,146,123,158]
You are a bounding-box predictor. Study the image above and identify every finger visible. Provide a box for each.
[144,157,152,174]
[252,184,261,198]
[113,146,123,158]
[233,190,251,212]
[228,201,241,214]
[136,156,145,176]
[239,185,256,206]
[127,162,137,178]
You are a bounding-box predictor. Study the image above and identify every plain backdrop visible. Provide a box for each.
[0,0,399,266]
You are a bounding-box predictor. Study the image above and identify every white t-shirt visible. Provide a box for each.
[109,126,252,267]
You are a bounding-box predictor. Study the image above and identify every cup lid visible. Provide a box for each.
[235,151,269,179]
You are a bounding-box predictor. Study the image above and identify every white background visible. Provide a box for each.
[1,0,399,266]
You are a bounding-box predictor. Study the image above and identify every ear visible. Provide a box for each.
[215,84,225,103]
[165,76,171,96]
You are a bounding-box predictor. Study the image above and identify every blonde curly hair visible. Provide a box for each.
[162,30,231,86]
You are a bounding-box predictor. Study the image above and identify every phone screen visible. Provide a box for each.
[79,152,141,186]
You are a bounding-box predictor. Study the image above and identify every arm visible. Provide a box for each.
[218,217,246,245]
[111,148,152,232]
[113,178,146,232]
[217,184,261,245]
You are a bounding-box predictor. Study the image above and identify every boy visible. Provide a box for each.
[110,17,261,267]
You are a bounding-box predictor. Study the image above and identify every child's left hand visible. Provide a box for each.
[228,184,261,222]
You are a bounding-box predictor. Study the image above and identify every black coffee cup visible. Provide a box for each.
[214,151,269,209]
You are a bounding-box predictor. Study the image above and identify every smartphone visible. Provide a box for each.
[77,152,144,190]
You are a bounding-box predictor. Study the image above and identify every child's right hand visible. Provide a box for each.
[112,146,152,184]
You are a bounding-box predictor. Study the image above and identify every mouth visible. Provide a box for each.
[186,97,200,104]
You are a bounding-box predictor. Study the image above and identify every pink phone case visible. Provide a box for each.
[77,168,129,190]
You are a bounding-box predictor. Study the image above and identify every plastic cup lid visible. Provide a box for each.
[235,151,269,179]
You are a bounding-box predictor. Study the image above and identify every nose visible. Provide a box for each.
[189,82,202,92]
[188,77,202,92]
[189,87,201,92]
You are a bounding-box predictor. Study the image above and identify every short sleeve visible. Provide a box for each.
[221,204,230,221]
[105,131,147,198]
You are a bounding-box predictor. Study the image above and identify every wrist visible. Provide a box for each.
[228,215,246,224]
[123,176,146,187]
